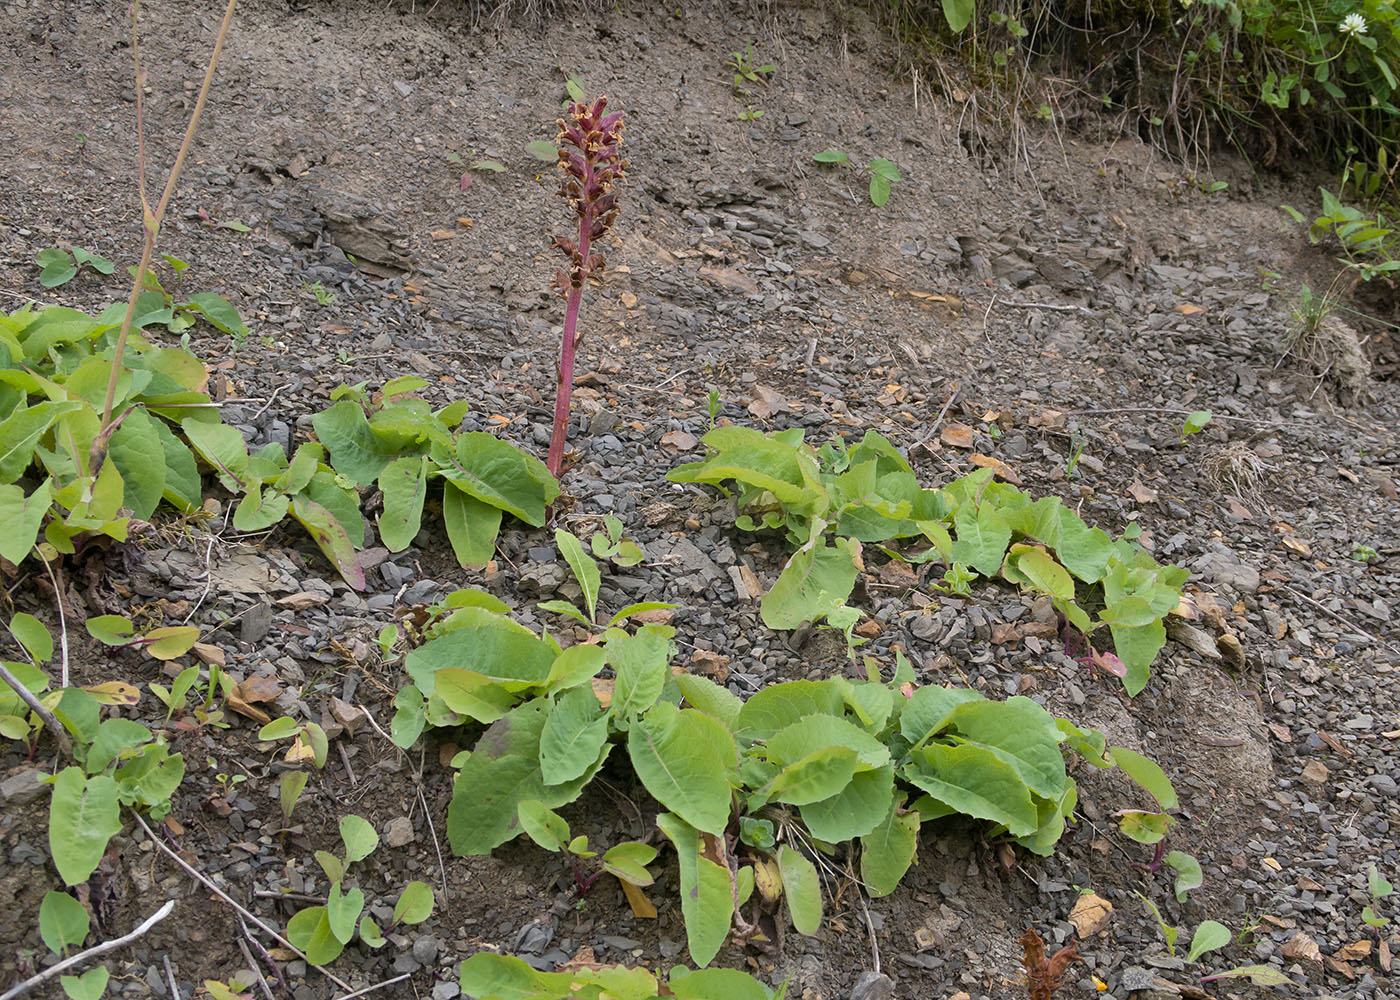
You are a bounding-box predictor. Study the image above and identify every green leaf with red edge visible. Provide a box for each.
[290,495,365,590]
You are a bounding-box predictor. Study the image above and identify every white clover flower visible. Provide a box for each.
[1340,12,1368,36]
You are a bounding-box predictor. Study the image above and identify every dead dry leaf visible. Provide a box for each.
[1128,481,1159,503]
[192,642,227,666]
[940,422,975,448]
[1282,932,1322,963]
[968,453,1022,484]
[1337,940,1372,961]
[659,429,699,453]
[620,880,658,919]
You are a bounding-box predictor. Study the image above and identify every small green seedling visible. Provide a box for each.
[39,890,90,955]
[517,799,657,896]
[590,514,644,567]
[812,150,901,207]
[538,528,674,628]
[303,280,334,305]
[35,247,115,288]
[60,966,110,1000]
[447,150,506,190]
[728,42,775,94]
[279,770,309,828]
[1352,544,1380,564]
[201,977,253,1000]
[1180,410,1212,441]
[706,389,722,432]
[1363,864,1392,928]
[286,813,435,964]
[258,716,329,769]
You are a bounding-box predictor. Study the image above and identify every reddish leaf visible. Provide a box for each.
[1021,928,1080,1000]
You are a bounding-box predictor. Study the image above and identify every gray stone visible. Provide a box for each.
[0,768,45,806]
[384,815,416,847]
[849,972,895,1000]
[412,935,440,964]
[431,983,461,1000]
[240,602,274,644]
[1366,774,1399,798]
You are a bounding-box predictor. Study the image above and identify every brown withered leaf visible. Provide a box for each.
[620,880,658,919]
[968,453,1022,484]
[940,422,975,448]
[1020,928,1080,1000]
[1380,937,1392,972]
[1337,939,1372,961]
[659,429,699,453]
[1128,481,1159,503]
[226,674,282,724]
[1282,931,1322,962]
[191,642,227,666]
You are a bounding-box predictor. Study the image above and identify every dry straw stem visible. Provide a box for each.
[99,0,239,429]
[0,900,175,1000]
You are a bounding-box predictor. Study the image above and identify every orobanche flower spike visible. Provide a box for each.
[546,94,627,481]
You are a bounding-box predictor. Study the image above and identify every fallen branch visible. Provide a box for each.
[0,900,174,1000]
[330,973,412,1000]
[0,661,73,761]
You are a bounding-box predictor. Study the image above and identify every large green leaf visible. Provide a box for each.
[655,813,733,968]
[539,686,610,785]
[39,890,90,954]
[899,686,983,748]
[947,697,1068,800]
[1110,620,1167,696]
[457,952,574,999]
[442,483,502,568]
[675,673,743,729]
[180,418,251,492]
[147,417,201,512]
[608,625,672,722]
[0,401,83,483]
[668,425,827,514]
[447,699,606,854]
[48,768,122,886]
[861,792,919,896]
[311,399,414,486]
[289,496,365,591]
[232,482,290,532]
[181,293,249,340]
[326,882,365,944]
[378,455,430,551]
[105,407,166,519]
[952,502,1011,576]
[777,843,822,935]
[0,479,51,564]
[434,669,515,724]
[406,608,556,693]
[769,746,859,805]
[286,905,345,965]
[628,703,735,834]
[670,968,773,1000]
[734,679,843,743]
[1108,745,1178,809]
[435,432,559,527]
[761,535,861,629]
[798,763,894,842]
[902,742,1038,836]
[85,718,154,773]
[765,714,890,770]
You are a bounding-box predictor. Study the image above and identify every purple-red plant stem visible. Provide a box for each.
[546,227,591,478]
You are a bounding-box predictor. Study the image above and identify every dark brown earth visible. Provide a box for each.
[1,2,1398,999]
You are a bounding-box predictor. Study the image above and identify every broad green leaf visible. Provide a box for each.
[339,814,379,862]
[391,685,426,749]
[834,676,894,732]
[448,699,606,854]
[1109,620,1167,696]
[777,843,821,935]
[393,881,435,925]
[147,418,200,512]
[1368,864,1393,900]
[1098,596,1158,628]
[378,455,430,551]
[668,426,826,513]
[144,626,200,660]
[766,714,890,770]
[286,905,344,965]
[326,882,365,944]
[1183,410,1211,435]
[181,292,249,339]
[180,418,251,492]
[1166,850,1202,901]
[258,716,300,740]
[539,686,609,785]
[406,609,556,692]
[49,768,122,886]
[902,742,1037,836]
[36,248,77,287]
[947,697,1067,800]
[812,149,849,164]
[311,400,411,486]
[900,686,983,748]
[112,744,184,809]
[280,770,308,822]
[59,966,108,1000]
[608,625,672,721]
[0,480,51,564]
[670,968,772,1000]
[85,718,154,773]
[868,173,891,207]
[526,139,559,161]
[762,535,861,629]
[607,600,678,627]
[861,793,918,896]
[1053,508,1115,582]
[675,673,742,729]
[517,799,571,851]
[358,915,386,947]
[1108,746,1178,809]
[315,851,345,883]
[442,483,502,568]
[1012,546,1075,601]
[628,703,736,834]
[869,158,900,181]
[232,482,290,532]
[436,432,559,527]
[106,407,166,520]
[734,679,843,743]
[290,496,365,591]
[952,503,1011,576]
[799,764,894,842]
[655,813,733,968]
[52,687,101,747]
[39,890,90,954]
[769,746,859,805]
[543,642,607,693]
[1,401,84,484]
[554,529,599,623]
[942,0,974,32]
[457,952,573,999]
[9,612,53,663]
[434,669,515,724]
[601,841,658,886]
[1187,920,1231,962]
[1117,810,1170,844]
